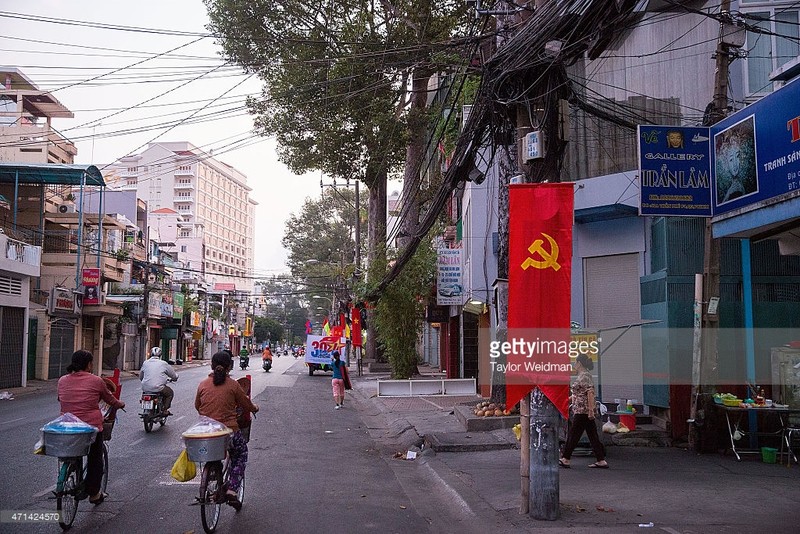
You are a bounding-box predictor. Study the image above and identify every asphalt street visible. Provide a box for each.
[0,357,422,533]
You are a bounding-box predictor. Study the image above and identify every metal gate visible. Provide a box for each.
[0,306,24,388]
[48,320,75,379]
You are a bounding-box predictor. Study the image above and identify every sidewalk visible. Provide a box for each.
[350,364,800,531]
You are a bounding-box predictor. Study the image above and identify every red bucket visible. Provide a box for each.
[619,414,636,431]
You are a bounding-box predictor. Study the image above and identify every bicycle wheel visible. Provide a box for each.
[57,461,79,530]
[199,462,222,533]
[100,443,109,494]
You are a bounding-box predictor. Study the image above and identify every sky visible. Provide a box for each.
[0,0,327,277]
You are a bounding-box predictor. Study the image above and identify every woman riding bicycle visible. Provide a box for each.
[57,350,126,505]
[194,351,259,507]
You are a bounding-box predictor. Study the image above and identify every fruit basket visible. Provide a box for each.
[722,398,742,407]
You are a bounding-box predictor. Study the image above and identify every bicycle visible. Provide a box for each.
[50,409,118,531]
[197,447,244,533]
[55,439,109,530]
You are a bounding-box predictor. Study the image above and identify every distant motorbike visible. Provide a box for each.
[240,354,250,370]
[139,379,175,433]
[262,358,272,372]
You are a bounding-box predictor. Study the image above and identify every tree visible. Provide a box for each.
[375,238,436,378]
[283,188,362,289]
[254,316,283,345]
[205,0,471,358]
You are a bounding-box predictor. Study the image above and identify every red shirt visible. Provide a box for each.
[57,371,123,430]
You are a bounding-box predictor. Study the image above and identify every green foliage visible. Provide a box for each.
[282,188,363,284]
[254,316,284,344]
[374,240,436,378]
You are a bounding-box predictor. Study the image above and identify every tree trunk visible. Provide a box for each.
[397,68,431,249]
[365,167,387,362]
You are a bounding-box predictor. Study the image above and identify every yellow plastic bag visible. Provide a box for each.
[170,449,197,482]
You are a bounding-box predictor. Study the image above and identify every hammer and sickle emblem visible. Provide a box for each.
[521,233,561,271]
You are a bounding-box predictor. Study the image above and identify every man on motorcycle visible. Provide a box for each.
[262,345,273,362]
[140,347,178,415]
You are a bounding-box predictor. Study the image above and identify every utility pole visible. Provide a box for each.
[694,0,736,451]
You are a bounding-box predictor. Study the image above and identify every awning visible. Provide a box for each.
[0,163,105,186]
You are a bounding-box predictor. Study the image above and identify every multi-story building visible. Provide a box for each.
[0,68,75,165]
[105,142,256,295]
[1,68,132,383]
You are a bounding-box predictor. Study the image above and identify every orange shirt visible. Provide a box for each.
[194,374,256,432]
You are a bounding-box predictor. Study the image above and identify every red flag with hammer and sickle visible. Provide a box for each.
[505,183,573,418]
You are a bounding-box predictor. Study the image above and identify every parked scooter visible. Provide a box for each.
[139,378,175,433]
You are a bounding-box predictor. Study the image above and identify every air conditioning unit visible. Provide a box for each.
[58,203,76,214]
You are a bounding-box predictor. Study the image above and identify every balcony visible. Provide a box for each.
[40,214,131,283]
[173,196,195,203]
[174,181,194,190]
[0,233,41,277]
[175,166,195,176]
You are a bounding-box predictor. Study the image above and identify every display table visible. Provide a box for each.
[715,404,800,462]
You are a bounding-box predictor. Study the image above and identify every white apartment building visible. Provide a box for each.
[106,142,256,294]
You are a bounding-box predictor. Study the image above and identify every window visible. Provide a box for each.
[180,245,187,252]
[744,5,800,95]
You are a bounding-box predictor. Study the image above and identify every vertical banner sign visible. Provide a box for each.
[350,308,363,347]
[436,247,463,305]
[505,184,573,417]
[82,268,100,305]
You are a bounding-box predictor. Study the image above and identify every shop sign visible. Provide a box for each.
[82,268,101,305]
[148,291,162,318]
[436,247,464,306]
[712,77,800,216]
[425,305,449,324]
[172,292,184,319]
[49,287,77,316]
[160,292,173,318]
[638,126,712,217]
[191,311,202,328]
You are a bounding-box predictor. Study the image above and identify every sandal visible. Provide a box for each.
[558,459,571,469]
[89,492,108,505]
[588,462,609,469]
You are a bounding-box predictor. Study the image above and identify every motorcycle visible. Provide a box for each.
[240,354,250,370]
[262,358,272,372]
[139,379,175,433]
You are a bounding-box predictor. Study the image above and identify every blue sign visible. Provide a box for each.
[711,77,800,216]
[638,126,712,217]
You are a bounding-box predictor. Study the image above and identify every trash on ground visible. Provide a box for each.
[405,450,417,460]
[0,391,13,400]
[638,522,654,528]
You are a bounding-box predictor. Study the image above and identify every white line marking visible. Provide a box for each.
[130,437,145,447]
[173,415,186,423]
[0,417,24,425]
[33,485,56,498]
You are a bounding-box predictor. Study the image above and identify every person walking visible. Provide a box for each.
[331,350,346,409]
[195,351,259,508]
[559,353,608,469]
[140,347,178,415]
[57,350,126,505]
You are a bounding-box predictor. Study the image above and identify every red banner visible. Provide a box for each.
[350,308,363,347]
[82,267,100,305]
[505,183,573,418]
